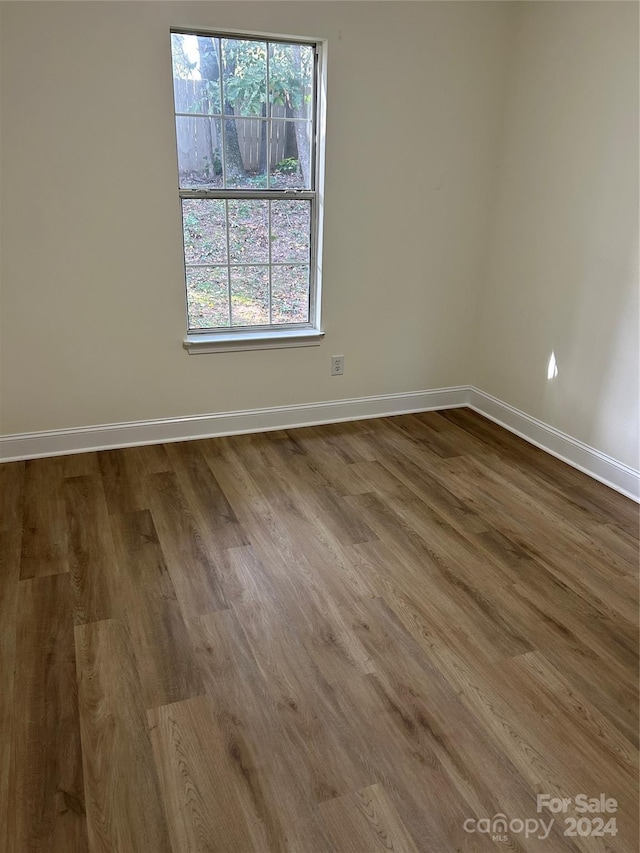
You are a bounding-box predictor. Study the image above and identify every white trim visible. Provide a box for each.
[1,384,637,503]
[468,386,640,503]
[184,328,325,353]
[0,387,467,463]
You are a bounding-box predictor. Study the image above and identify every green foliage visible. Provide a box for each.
[274,157,299,174]
[171,35,312,118]
[206,152,222,176]
[222,40,312,117]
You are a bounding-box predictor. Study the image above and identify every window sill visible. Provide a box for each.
[183,328,325,354]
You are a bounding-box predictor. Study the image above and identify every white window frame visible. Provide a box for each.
[171,28,326,353]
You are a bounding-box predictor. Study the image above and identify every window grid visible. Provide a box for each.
[173,30,318,335]
[181,198,312,331]
[224,198,232,326]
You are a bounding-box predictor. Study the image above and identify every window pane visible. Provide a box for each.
[269,42,314,121]
[176,116,222,189]
[271,266,310,324]
[222,39,267,118]
[224,118,267,188]
[172,34,222,115]
[230,266,269,326]
[268,121,312,189]
[186,268,230,329]
[270,200,310,263]
[182,199,227,265]
[227,200,268,264]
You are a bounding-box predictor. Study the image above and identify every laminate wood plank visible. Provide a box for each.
[341,598,587,853]
[201,442,361,608]
[109,509,204,708]
[218,453,374,608]
[241,427,308,468]
[275,584,376,688]
[506,601,639,748]
[58,452,101,479]
[189,608,337,852]
[592,522,640,576]
[563,481,639,538]
[203,432,274,471]
[236,601,483,851]
[0,460,25,533]
[218,544,282,609]
[205,442,378,607]
[307,420,378,464]
[0,529,21,853]
[384,413,466,459]
[319,784,421,853]
[147,470,229,616]
[339,597,538,817]
[448,449,636,577]
[376,484,638,715]
[251,461,379,547]
[354,420,494,538]
[464,652,639,852]
[20,457,68,578]
[279,432,376,497]
[75,619,172,853]
[64,475,120,625]
[441,407,639,533]
[479,450,637,556]
[236,599,377,803]
[344,492,534,660]
[380,452,491,535]
[472,527,638,673]
[436,454,639,623]
[440,407,584,480]
[165,440,249,550]
[473,522,638,649]
[9,574,88,852]
[99,443,172,515]
[148,695,268,853]
[384,603,638,852]
[368,512,638,747]
[511,651,638,781]
[301,512,382,602]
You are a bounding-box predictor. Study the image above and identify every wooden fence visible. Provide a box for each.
[174,78,291,175]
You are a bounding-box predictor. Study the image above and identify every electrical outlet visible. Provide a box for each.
[331,355,344,376]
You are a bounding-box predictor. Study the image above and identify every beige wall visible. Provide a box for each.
[473,0,640,470]
[0,0,512,433]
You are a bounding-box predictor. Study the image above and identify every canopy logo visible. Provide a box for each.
[463,814,553,842]
[463,794,619,843]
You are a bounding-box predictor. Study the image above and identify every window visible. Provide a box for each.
[170,30,325,352]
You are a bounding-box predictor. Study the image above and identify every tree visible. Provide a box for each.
[223,40,313,185]
[197,37,245,181]
[173,36,313,185]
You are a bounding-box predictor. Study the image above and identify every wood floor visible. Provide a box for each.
[1,409,638,852]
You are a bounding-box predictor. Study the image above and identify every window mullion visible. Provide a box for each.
[266,43,273,323]
[224,198,232,326]
[266,41,271,190]
[268,200,273,324]
[179,189,315,201]
[218,38,227,190]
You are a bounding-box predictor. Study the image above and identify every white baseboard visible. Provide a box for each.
[1,384,637,502]
[0,387,467,464]
[468,386,640,502]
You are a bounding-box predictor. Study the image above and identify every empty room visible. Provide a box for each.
[0,1,638,850]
